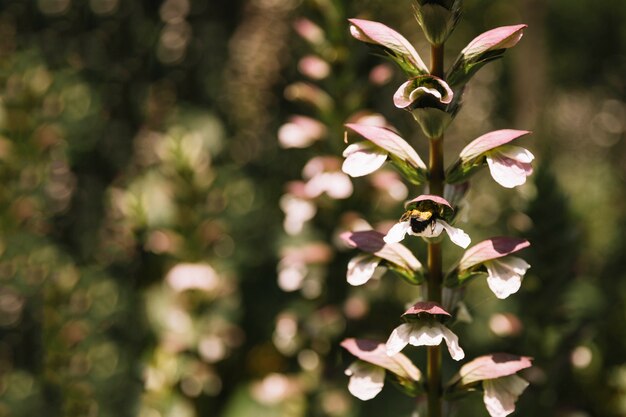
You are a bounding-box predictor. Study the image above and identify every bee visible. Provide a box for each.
[400,209,439,234]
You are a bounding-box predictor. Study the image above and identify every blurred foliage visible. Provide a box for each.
[0,0,625,417]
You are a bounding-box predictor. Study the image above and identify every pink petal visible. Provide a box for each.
[341,338,422,381]
[348,18,428,74]
[402,301,451,318]
[462,25,527,57]
[405,194,453,210]
[342,142,389,177]
[345,124,426,169]
[347,254,382,286]
[298,55,331,80]
[459,130,531,161]
[483,375,529,417]
[345,362,386,400]
[293,18,325,44]
[459,237,530,271]
[457,353,533,385]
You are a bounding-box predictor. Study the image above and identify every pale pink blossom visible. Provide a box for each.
[485,146,534,188]
[341,230,422,286]
[386,321,464,360]
[450,130,534,188]
[383,218,470,248]
[450,353,532,417]
[346,254,384,286]
[447,25,527,87]
[342,124,426,183]
[345,361,385,400]
[298,55,331,80]
[485,257,531,299]
[385,302,465,360]
[348,18,428,75]
[303,157,353,199]
[278,115,326,149]
[341,338,422,401]
[459,237,531,299]
[393,75,453,110]
[279,193,317,235]
[293,18,325,45]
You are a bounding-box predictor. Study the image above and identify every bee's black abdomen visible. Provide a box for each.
[410,217,431,234]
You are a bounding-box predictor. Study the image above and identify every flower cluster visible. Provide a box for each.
[338,6,534,417]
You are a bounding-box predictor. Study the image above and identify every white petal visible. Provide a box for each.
[406,323,465,361]
[415,220,443,238]
[485,257,530,299]
[385,323,413,356]
[324,172,354,199]
[483,375,529,417]
[439,324,465,361]
[438,220,471,248]
[407,323,444,347]
[304,172,353,199]
[345,361,386,401]
[347,254,382,286]
[342,143,388,177]
[486,154,532,188]
[383,221,411,243]
[499,146,535,163]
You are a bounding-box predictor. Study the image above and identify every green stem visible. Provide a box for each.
[427,43,445,417]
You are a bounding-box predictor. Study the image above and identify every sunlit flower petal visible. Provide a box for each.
[485,256,530,299]
[486,146,534,188]
[438,220,471,248]
[386,322,464,360]
[347,254,382,286]
[383,221,411,243]
[345,361,386,401]
[342,142,388,177]
[348,18,429,74]
[483,375,529,417]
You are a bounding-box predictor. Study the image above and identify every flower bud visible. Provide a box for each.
[394,75,453,138]
[413,0,462,45]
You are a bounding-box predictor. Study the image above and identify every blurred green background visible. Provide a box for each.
[0,0,625,416]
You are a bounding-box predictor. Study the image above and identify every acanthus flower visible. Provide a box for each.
[455,237,531,299]
[342,123,427,184]
[386,302,465,361]
[447,129,534,188]
[383,195,470,248]
[341,338,422,401]
[448,353,533,417]
[341,229,423,285]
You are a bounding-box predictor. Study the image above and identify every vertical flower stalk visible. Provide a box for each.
[426,40,446,417]
[340,3,533,417]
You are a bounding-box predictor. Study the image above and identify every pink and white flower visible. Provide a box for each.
[383,195,470,248]
[447,25,527,88]
[341,230,422,286]
[342,124,426,182]
[385,302,465,361]
[278,115,326,149]
[448,130,534,188]
[458,237,531,299]
[348,18,429,75]
[341,338,422,401]
[302,156,353,199]
[449,353,533,417]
